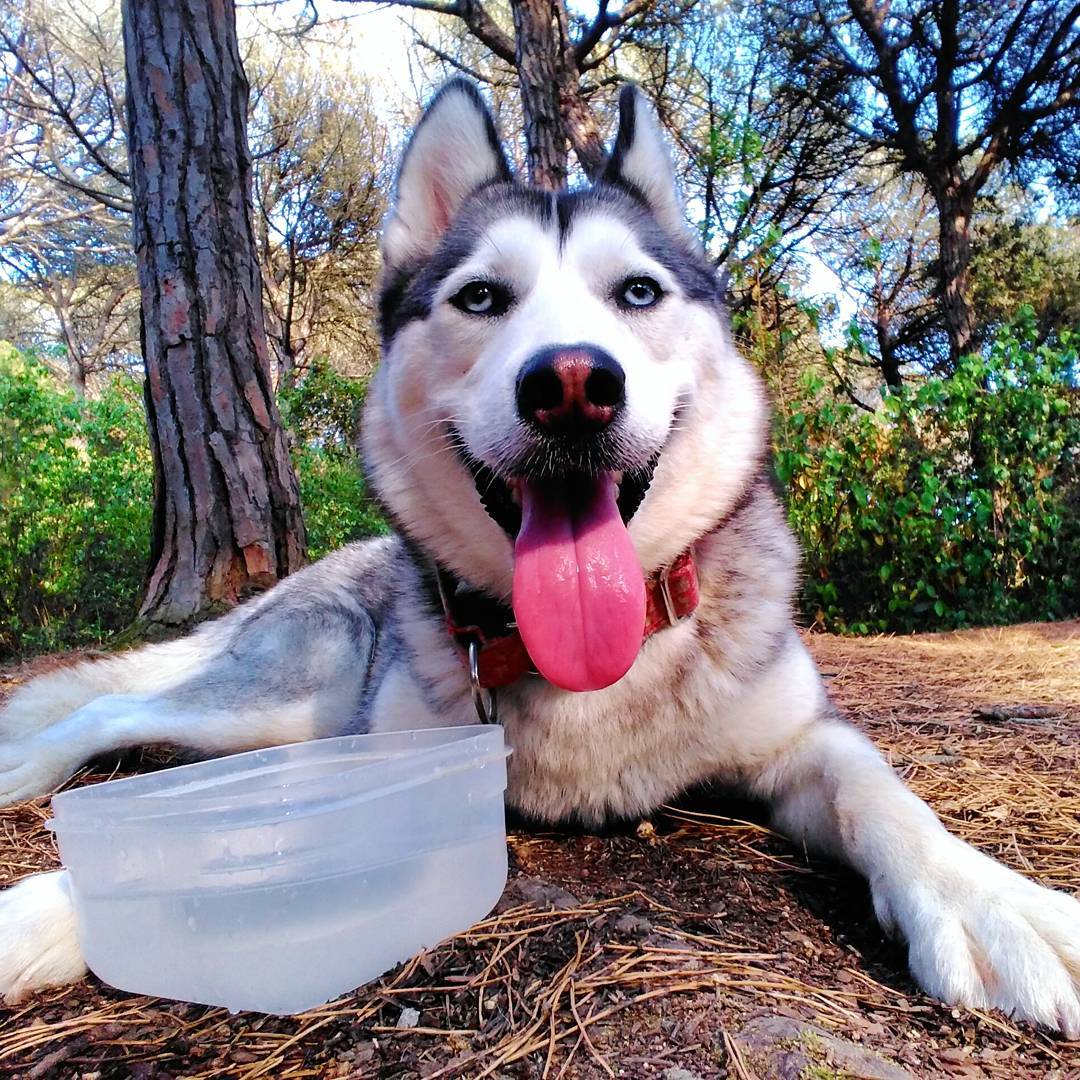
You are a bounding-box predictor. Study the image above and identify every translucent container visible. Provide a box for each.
[48,726,509,1014]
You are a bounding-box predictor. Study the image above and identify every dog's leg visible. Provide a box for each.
[0,628,226,741]
[0,870,85,1004]
[752,711,1080,1036]
[0,688,343,806]
[0,599,378,807]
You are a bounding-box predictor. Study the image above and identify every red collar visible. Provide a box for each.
[437,550,699,690]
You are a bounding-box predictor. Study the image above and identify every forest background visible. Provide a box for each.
[0,0,1078,658]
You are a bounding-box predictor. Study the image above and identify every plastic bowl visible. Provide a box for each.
[48,726,510,1014]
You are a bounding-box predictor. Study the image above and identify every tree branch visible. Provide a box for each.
[338,0,516,63]
[574,0,651,65]
[574,0,611,64]
[845,0,928,173]
[962,0,1080,177]
[411,29,495,83]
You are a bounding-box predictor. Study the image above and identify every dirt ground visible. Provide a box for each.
[1,622,1079,1079]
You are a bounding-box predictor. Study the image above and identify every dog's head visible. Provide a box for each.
[364,79,768,692]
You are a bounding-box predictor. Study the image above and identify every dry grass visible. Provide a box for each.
[813,622,1080,892]
[0,621,1078,1078]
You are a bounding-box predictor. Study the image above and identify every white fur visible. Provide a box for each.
[761,721,1080,1037]
[0,871,86,1004]
[382,81,506,269]
[457,214,694,467]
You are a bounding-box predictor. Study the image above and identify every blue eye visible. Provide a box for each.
[620,276,662,309]
[451,281,513,316]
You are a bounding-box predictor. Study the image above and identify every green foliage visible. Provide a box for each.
[278,363,387,559]
[0,349,388,656]
[4,311,1076,656]
[776,313,1080,632]
[0,344,152,657]
[290,446,388,559]
[970,208,1080,349]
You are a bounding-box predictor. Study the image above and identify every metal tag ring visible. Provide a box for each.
[467,640,499,725]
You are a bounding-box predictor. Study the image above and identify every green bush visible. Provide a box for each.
[776,313,1080,632]
[279,363,388,559]
[0,349,388,656]
[0,345,153,656]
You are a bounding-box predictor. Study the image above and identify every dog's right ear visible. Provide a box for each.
[382,79,511,271]
[602,86,685,238]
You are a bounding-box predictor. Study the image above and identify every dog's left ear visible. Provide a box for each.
[602,86,685,236]
[383,79,511,270]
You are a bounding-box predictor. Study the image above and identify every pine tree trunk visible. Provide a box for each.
[871,268,903,389]
[509,0,606,187]
[933,179,977,369]
[122,0,306,628]
[562,84,605,182]
[511,0,571,189]
[875,321,903,389]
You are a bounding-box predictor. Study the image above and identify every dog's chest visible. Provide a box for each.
[498,625,750,824]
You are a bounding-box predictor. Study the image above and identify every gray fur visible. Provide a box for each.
[380,182,720,344]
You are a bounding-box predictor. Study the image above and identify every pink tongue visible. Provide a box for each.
[513,474,646,692]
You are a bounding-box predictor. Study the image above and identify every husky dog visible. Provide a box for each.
[1,80,1079,1035]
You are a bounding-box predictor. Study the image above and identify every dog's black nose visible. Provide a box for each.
[516,345,625,434]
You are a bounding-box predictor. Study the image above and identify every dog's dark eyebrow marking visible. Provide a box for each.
[559,185,721,304]
[540,190,556,231]
[556,193,575,247]
[378,178,724,344]
[377,266,413,343]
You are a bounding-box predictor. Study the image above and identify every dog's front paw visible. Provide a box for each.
[0,871,87,1003]
[873,838,1080,1037]
[0,736,78,807]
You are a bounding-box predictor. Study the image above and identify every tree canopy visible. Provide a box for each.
[763,0,1080,363]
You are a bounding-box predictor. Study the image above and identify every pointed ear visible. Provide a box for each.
[382,79,511,270]
[602,86,686,237]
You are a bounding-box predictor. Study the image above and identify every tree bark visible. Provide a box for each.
[871,265,903,388]
[561,79,606,181]
[509,0,606,188]
[45,279,89,397]
[932,178,977,368]
[874,319,903,389]
[123,0,306,628]
[511,0,572,189]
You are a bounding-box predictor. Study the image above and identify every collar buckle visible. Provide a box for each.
[657,563,692,626]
